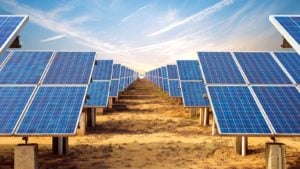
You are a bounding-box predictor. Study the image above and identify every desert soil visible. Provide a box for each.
[0,79,299,169]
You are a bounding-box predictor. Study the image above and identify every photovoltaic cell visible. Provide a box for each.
[181,81,208,107]
[274,52,300,84]
[208,86,272,135]
[162,66,168,78]
[166,65,178,79]
[0,51,53,84]
[112,64,121,79]
[162,79,169,92]
[198,52,245,84]
[119,78,125,91]
[234,52,292,84]
[43,52,95,84]
[177,60,202,80]
[0,16,28,56]
[110,79,119,97]
[16,86,86,135]
[0,86,35,135]
[85,82,110,107]
[253,86,300,134]
[168,80,181,97]
[92,60,113,80]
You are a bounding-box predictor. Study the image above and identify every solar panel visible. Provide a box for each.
[0,16,28,56]
[162,66,168,79]
[0,51,53,84]
[120,66,125,78]
[110,80,119,97]
[253,86,300,135]
[0,51,10,67]
[181,81,208,107]
[119,78,125,91]
[274,52,300,84]
[166,65,179,79]
[269,15,300,54]
[112,64,121,79]
[162,79,169,92]
[177,60,202,80]
[43,52,95,84]
[0,86,35,135]
[198,52,245,84]
[92,60,113,80]
[208,86,272,135]
[234,52,292,84]
[16,86,86,135]
[85,82,110,107]
[168,80,181,97]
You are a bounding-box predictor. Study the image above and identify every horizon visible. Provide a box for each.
[0,0,300,73]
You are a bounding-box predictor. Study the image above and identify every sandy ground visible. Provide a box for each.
[0,79,299,169]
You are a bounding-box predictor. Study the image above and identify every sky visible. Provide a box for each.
[0,0,299,73]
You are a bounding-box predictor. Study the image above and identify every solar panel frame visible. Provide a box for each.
[0,15,29,57]
[269,15,300,55]
[85,81,110,108]
[206,85,274,136]
[0,85,36,136]
[0,51,11,68]
[15,85,87,136]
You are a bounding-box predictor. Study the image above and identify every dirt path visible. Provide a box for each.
[0,79,299,169]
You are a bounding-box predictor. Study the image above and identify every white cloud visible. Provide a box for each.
[121,5,149,23]
[40,34,66,43]
[147,0,234,37]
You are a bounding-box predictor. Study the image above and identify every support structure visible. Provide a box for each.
[52,137,69,155]
[265,142,286,169]
[190,108,197,118]
[15,144,38,169]
[212,116,217,135]
[108,97,113,109]
[203,107,209,126]
[233,136,248,156]
[77,111,86,136]
[199,108,204,125]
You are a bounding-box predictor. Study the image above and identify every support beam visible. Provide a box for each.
[233,136,248,156]
[15,144,38,169]
[52,137,69,155]
[212,116,217,135]
[199,108,204,125]
[77,111,86,136]
[265,143,286,169]
[108,97,113,109]
[91,108,96,128]
[203,107,209,126]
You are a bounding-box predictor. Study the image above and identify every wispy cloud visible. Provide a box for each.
[147,0,234,37]
[121,5,149,23]
[40,34,66,43]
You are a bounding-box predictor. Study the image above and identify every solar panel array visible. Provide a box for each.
[199,51,300,136]
[119,66,138,92]
[0,50,96,136]
[270,15,300,54]
[0,15,28,56]
[92,60,113,80]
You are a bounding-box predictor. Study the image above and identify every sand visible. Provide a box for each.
[0,79,299,169]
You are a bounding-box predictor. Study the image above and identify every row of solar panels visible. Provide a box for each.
[145,51,300,136]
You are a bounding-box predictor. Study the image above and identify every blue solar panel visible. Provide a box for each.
[162,66,168,78]
[16,86,86,135]
[274,52,300,84]
[86,82,110,107]
[234,52,292,84]
[198,52,245,84]
[0,16,28,56]
[120,66,125,78]
[168,80,181,97]
[112,64,121,79]
[0,51,53,84]
[208,86,272,135]
[166,65,179,79]
[253,86,300,135]
[181,81,208,107]
[177,60,202,80]
[0,51,10,66]
[162,79,169,92]
[110,80,119,97]
[273,16,300,44]
[92,60,113,80]
[43,52,95,84]
[0,86,35,135]
[119,78,125,91]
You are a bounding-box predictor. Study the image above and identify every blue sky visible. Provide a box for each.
[0,0,299,73]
